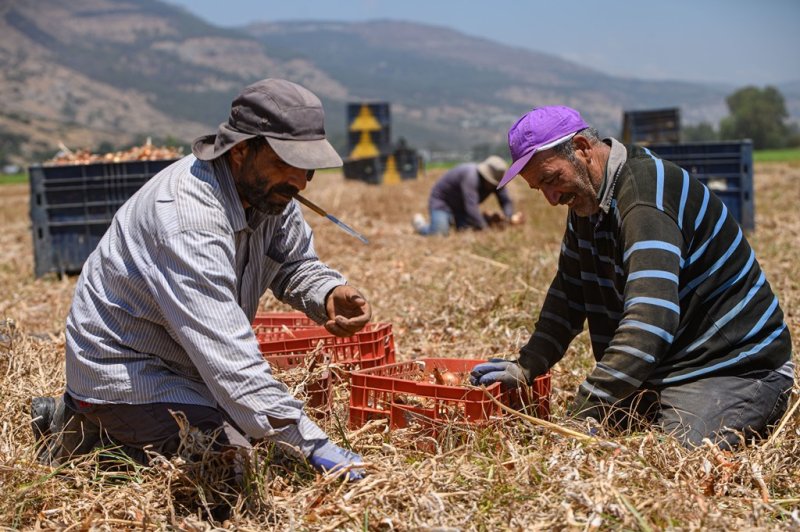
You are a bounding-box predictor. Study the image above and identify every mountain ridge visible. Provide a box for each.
[0,0,794,165]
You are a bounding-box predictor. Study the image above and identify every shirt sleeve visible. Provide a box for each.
[495,187,515,219]
[267,203,346,324]
[573,205,684,415]
[461,171,488,229]
[146,226,328,445]
[519,219,587,377]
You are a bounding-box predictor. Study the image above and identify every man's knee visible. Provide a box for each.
[82,401,250,463]
[656,370,793,450]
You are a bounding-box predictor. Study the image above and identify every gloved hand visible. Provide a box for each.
[308,440,365,481]
[469,358,531,389]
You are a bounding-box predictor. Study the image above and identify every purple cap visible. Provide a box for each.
[497,106,589,189]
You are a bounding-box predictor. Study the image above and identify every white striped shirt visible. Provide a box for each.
[65,155,343,448]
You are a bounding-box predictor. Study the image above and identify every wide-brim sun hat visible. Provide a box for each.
[476,155,509,187]
[192,78,343,169]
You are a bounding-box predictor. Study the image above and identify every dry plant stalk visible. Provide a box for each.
[1,162,798,529]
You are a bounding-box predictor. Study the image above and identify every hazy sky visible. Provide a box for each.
[164,0,799,86]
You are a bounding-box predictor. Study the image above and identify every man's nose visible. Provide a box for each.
[288,169,308,191]
[542,187,560,206]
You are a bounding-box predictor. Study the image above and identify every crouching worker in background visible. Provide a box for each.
[31,79,370,482]
[471,106,794,450]
[412,155,523,236]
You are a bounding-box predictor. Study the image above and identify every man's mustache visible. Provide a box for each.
[271,184,300,198]
[559,193,576,205]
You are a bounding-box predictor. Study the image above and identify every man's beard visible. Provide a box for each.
[563,159,599,217]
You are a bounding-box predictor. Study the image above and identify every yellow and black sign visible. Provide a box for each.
[343,101,418,185]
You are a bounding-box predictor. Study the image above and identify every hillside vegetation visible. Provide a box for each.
[0,0,761,164]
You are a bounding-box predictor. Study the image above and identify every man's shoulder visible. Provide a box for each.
[441,163,477,180]
[157,157,232,235]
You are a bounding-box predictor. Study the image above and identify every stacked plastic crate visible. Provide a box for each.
[29,159,178,277]
[252,312,396,416]
[648,141,755,231]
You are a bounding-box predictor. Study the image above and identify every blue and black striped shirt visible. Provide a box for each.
[520,139,793,407]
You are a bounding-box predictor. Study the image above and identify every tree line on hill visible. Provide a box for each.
[471,86,799,162]
[683,86,799,149]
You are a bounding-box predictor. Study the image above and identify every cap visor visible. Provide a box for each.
[496,149,536,189]
[267,137,343,170]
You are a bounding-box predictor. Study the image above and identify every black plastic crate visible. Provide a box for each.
[622,108,681,145]
[29,159,178,277]
[343,149,420,184]
[648,141,754,231]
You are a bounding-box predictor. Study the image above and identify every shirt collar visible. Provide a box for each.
[596,137,628,215]
[210,156,249,233]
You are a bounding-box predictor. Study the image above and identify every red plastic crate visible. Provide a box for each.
[252,311,318,334]
[257,323,396,371]
[348,358,550,431]
[264,352,332,416]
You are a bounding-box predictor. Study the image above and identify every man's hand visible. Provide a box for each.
[482,211,507,227]
[325,285,371,337]
[469,358,531,389]
[308,440,365,481]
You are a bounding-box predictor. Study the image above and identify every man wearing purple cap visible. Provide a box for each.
[471,106,794,449]
[33,79,369,481]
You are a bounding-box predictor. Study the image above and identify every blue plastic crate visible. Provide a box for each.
[648,141,754,231]
[29,159,178,277]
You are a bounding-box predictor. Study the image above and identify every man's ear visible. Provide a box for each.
[228,142,247,175]
[572,134,593,165]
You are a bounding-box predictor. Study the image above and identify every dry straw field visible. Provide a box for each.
[1,161,799,530]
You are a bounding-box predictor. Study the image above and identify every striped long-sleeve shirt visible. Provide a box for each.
[519,139,793,409]
[65,155,345,448]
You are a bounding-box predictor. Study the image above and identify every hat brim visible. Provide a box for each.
[266,137,343,170]
[192,122,343,169]
[496,131,580,189]
[477,162,499,186]
[497,149,536,189]
[192,123,256,161]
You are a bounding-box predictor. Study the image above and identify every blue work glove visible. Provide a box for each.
[308,440,365,481]
[469,358,531,389]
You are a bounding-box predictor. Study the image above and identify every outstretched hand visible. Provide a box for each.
[325,285,371,337]
[308,440,365,481]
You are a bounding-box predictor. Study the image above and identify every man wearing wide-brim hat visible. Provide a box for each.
[33,79,369,481]
[412,155,523,236]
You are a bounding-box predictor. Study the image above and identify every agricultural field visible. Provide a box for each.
[0,172,27,186]
[0,161,798,530]
[754,149,800,164]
